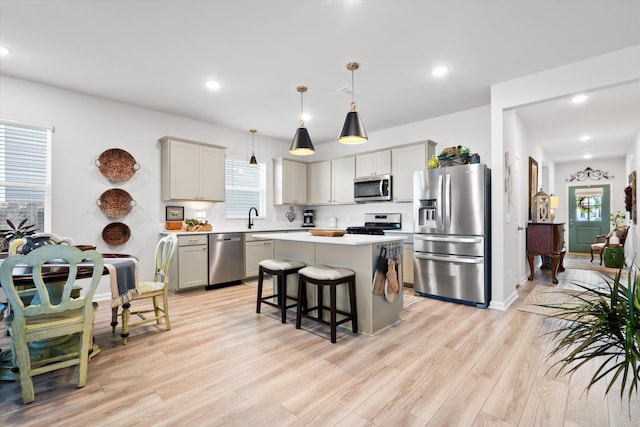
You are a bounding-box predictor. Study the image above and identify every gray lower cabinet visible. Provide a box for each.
[169,234,208,292]
[403,242,414,285]
[245,233,274,278]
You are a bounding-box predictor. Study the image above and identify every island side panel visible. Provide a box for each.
[314,242,403,335]
[313,243,374,334]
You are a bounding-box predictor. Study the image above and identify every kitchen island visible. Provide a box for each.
[254,232,406,335]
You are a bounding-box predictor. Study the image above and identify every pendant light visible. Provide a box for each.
[289,85,315,155]
[249,129,258,166]
[338,62,367,144]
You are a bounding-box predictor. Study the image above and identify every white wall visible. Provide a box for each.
[554,158,627,229]
[625,129,640,262]
[0,74,297,298]
[0,74,490,300]
[491,44,640,310]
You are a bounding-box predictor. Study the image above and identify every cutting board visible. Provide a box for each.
[309,229,347,237]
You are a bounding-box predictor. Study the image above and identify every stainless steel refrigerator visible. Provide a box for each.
[413,164,491,307]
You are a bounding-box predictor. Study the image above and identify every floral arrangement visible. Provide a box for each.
[610,210,626,230]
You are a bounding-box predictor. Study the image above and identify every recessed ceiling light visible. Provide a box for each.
[205,80,221,90]
[431,66,449,77]
[584,153,592,159]
[580,135,591,141]
[571,94,589,104]
[0,45,10,56]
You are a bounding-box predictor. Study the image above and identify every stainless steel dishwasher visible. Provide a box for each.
[207,232,245,288]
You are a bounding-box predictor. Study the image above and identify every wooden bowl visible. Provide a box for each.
[309,229,347,237]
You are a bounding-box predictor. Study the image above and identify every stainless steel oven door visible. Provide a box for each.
[413,252,487,306]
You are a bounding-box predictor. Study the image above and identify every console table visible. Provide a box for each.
[526,223,566,284]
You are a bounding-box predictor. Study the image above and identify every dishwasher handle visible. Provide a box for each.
[210,234,243,242]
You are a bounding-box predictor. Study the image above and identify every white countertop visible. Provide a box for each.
[162,227,414,237]
[162,226,310,236]
[253,231,406,245]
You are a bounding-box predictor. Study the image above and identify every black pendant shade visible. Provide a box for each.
[249,129,258,165]
[290,85,315,155]
[289,126,315,155]
[338,109,367,144]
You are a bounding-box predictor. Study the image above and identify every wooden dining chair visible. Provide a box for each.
[114,234,177,344]
[0,245,103,404]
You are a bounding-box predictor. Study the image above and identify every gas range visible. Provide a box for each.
[346,213,402,235]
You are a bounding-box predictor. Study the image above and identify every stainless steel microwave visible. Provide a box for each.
[354,174,392,202]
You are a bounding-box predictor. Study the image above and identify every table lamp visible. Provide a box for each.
[550,195,560,222]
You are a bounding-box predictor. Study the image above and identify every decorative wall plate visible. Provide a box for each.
[101,222,131,246]
[97,188,136,218]
[95,148,140,182]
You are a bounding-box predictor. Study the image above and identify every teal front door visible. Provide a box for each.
[568,185,610,252]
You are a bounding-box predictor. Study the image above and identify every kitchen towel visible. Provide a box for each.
[385,258,400,302]
[372,247,388,295]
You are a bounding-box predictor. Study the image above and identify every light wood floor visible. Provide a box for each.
[1,257,639,426]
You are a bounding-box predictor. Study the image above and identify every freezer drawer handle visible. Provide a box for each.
[415,253,483,264]
[415,235,483,244]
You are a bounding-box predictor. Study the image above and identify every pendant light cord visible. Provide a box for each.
[351,67,356,111]
[300,90,305,127]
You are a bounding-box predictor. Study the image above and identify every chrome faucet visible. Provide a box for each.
[248,207,258,229]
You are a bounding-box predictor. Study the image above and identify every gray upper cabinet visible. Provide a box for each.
[355,150,391,177]
[391,143,427,202]
[273,157,307,205]
[307,157,355,205]
[331,156,355,204]
[160,136,226,202]
[308,161,332,205]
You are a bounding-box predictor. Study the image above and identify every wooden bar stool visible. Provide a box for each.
[256,259,306,323]
[295,266,358,343]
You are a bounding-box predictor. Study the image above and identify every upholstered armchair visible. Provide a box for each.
[590,226,629,265]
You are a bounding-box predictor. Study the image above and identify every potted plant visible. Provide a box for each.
[610,210,626,233]
[0,218,37,255]
[437,147,457,166]
[541,268,639,402]
[455,146,471,165]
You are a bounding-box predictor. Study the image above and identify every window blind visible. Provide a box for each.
[225,158,265,218]
[0,121,51,235]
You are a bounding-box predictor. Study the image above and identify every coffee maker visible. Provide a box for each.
[302,209,315,227]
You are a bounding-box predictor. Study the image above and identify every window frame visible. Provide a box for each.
[0,117,53,234]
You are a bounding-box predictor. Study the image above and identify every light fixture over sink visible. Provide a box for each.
[289,85,315,155]
[249,129,258,166]
[338,61,367,145]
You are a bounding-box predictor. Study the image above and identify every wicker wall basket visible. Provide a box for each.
[97,188,136,218]
[95,148,140,182]
[102,222,131,246]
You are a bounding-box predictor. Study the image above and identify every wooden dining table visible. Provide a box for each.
[0,254,139,381]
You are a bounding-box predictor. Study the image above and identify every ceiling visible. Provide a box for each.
[1,1,639,162]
